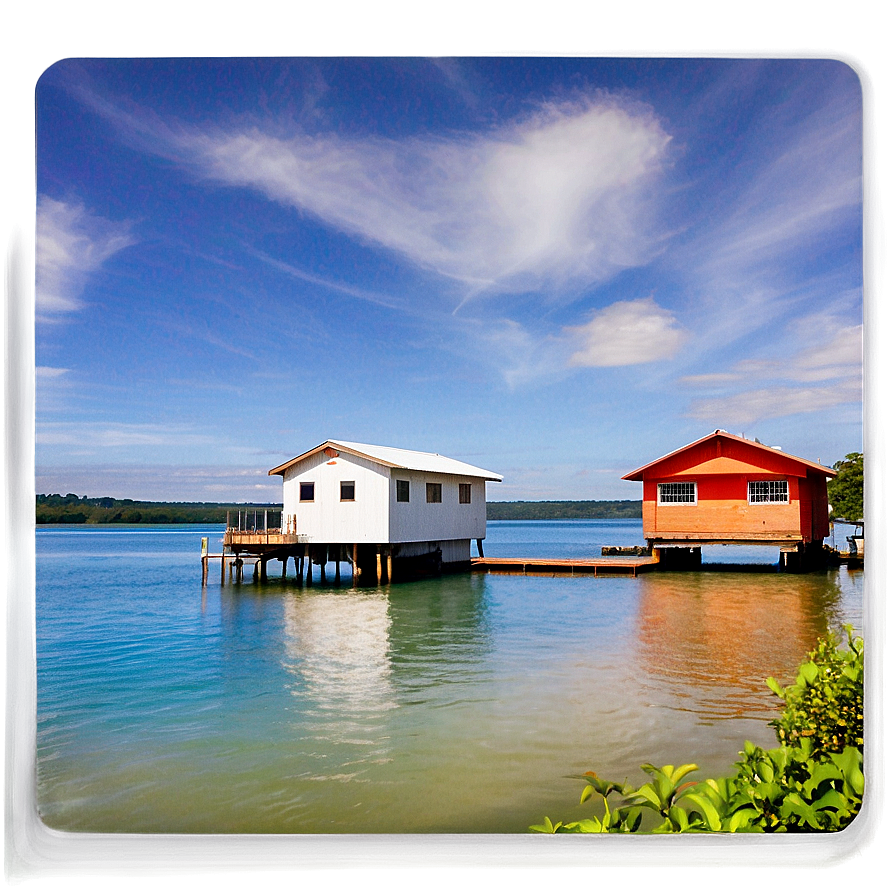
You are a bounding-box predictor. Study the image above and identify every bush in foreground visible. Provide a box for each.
[531,627,863,834]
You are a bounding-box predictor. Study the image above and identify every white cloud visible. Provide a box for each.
[35,464,281,503]
[36,366,70,378]
[179,98,672,297]
[689,380,862,426]
[565,297,688,367]
[682,320,862,426]
[673,91,861,357]
[36,196,133,317]
[36,421,214,449]
[793,324,862,381]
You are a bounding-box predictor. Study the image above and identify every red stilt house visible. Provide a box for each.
[622,431,836,569]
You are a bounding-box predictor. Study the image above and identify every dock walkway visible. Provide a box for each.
[470,556,660,576]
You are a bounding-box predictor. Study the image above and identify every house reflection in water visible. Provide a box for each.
[281,591,398,725]
[634,571,845,722]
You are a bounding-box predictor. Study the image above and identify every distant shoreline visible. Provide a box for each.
[36,494,641,524]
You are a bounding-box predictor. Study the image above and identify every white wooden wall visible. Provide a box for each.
[282,452,390,543]
[279,451,489,546]
[388,471,487,543]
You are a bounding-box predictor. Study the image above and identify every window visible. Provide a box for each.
[657,482,697,504]
[458,483,472,504]
[299,482,315,502]
[340,481,355,501]
[748,480,789,504]
[396,480,410,503]
[426,482,442,503]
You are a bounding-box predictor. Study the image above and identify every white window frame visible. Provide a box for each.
[748,480,789,504]
[657,481,697,505]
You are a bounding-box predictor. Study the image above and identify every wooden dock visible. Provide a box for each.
[470,556,660,576]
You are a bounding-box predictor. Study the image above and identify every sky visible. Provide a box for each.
[33,57,863,502]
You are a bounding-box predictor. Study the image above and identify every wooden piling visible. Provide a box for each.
[352,543,359,586]
[201,538,209,585]
[386,548,392,584]
[376,548,383,584]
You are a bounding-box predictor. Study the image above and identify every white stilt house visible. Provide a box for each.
[266,440,503,583]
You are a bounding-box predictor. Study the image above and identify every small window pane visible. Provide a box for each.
[658,482,696,504]
[299,482,315,502]
[459,483,471,504]
[748,480,789,503]
[426,482,442,503]
[340,481,355,501]
[396,480,410,503]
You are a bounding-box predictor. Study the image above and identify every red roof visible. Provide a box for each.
[622,430,836,482]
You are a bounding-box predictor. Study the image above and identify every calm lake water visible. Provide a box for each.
[35,520,864,834]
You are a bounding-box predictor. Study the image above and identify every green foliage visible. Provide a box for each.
[532,628,864,834]
[486,500,641,520]
[36,494,282,525]
[827,452,863,522]
[767,627,863,754]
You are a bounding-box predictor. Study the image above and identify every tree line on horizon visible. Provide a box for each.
[35,493,643,524]
[35,451,863,524]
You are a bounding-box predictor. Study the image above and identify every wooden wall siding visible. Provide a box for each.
[631,433,833,544]
[645,499,803,540]
[281,450,391,543]
[801,474,832,541]
[395,538,472,563]
[644,473,803,540]
[389,472,486,544]
[646,437,812,481]
[279,449,488,546]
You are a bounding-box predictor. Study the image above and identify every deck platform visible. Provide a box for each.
[470,556,660,576]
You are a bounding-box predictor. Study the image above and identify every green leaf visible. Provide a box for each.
[529,816,561,834]
[781,793,821,829]
[726,806,761,832]
[670,763,700,787]
[680,791,722,831]
[799,661,819,685]
[668,805,692,831]
[563,817,607,833]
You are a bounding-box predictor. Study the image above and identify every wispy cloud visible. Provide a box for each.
[85,91,672,301]
[565,297,689,367]
[689,381,862,427]
[683,320,862,426]
[36,196,134,319]
[669,86,862,362]
[36,366,70,379]
[250,249,406,312]
[36,421,215,449]
[35,464,281,502]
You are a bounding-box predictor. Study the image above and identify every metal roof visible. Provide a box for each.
[269,440,503,481]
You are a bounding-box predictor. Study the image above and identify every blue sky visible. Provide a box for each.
[34,57,863,502]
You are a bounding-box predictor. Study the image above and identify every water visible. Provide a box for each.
[35,520,864,833]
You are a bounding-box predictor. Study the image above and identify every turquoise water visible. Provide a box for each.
[35,520,863,833]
